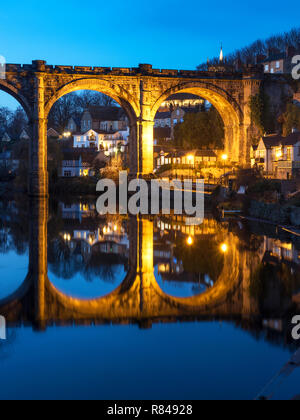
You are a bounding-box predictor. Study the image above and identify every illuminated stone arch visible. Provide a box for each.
[0,79,32,120]
[44,78,139,124]
[151,81,244,163]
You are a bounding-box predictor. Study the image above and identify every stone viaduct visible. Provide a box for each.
[0,60,268,196]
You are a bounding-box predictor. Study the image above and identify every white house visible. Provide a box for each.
[73,129,128,156]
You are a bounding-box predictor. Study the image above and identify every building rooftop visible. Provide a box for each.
[85,106,127,121]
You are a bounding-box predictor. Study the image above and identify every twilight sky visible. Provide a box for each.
[0,0,299,109]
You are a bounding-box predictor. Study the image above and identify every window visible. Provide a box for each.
[271,68,274,74]
[265,65,269,72]
[64,171,72,177]
[276,61,280,69]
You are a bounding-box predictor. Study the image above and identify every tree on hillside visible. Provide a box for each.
[249,89,275,137]
[8,107,28,140]
[198,27,300,69]
[279,103,300,135]
[174,108,224,149]
[0,107,13,136]
[48,91,118,133]
[48,92,78,133]
[75,91,116,112]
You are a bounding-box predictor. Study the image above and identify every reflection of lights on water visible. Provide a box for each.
[220,243,228,253]
[187,236,194,246]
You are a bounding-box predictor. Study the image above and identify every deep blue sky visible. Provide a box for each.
[0,0,299,108]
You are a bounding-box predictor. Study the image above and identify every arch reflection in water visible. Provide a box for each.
[0,200,29,301]
[1,197,300,349]
[48,202,130,299]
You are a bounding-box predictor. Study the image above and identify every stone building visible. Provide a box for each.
[252,131,300,179]
[80,106,128,133]
[60,149,107,178]
[258,46,300,74]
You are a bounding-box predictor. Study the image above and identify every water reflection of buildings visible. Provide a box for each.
[1,199,300,352]
[60,202,96,221]
[262,237,300,268]
[59,203,130,264]
[154,216,219,289]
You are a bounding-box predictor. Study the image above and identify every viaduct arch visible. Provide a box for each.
[0,199,258,327]
[0,60,264,196]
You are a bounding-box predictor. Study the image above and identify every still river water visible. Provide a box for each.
[0,196,300,400]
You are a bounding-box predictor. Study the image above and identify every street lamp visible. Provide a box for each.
[221,154,228,184]
[187,236,194,246]
[220,243,228,253]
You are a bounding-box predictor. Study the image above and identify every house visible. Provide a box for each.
[156,149,217,170]
[159,93,206,111]
[65,116,81,134]
[258,46,299,75]
[1,132,11,143]
[252,131,300,179]
[73,129,127,156]
[154,111,172,128]
[20,129,30,141]
[0,151,19,171]
[252,135,283,174]
[47,127,61,139]
[275,132,300,179]
[80,106,128,133]
[154,127,172,145]
[60,149,106,178]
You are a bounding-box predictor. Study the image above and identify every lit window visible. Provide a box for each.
[276,61,280,69]
[265,65,269,72]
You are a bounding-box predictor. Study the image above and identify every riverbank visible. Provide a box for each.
[247,200,300,228]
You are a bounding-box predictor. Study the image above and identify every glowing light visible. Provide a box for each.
[222,154,228,161]
[220,243,228,253]
[276,151,282,159]
[187,155,194,163]
[187,236,194,246]
[63,131,71,138]
[114,225,118,232]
